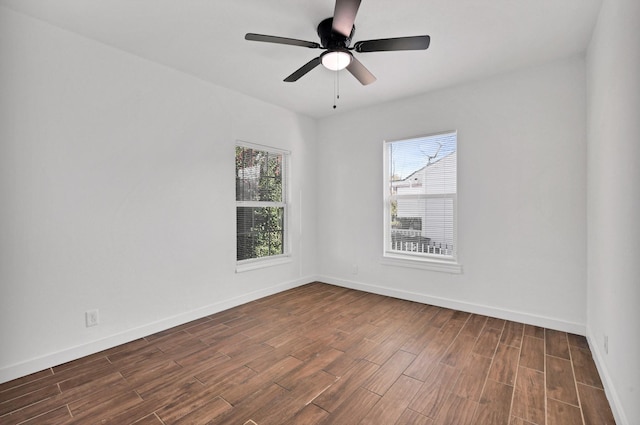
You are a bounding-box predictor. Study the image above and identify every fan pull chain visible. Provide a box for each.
[333,69,340,109]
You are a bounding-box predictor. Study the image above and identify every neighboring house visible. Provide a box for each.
[391,151,456,252]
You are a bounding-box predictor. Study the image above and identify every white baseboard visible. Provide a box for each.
[0,274,588,385]
[586,328,629,425]
[320,275,586,335]
[0,276,315,384]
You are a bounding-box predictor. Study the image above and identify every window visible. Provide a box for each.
[383,131,461,272]
[236,142,289,269]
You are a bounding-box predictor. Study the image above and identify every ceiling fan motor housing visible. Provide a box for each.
[317,17,354,49]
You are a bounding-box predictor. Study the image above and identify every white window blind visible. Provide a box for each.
[236,143,289,263]
[384,132,457,262]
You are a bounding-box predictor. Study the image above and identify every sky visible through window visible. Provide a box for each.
[390,132,457,180]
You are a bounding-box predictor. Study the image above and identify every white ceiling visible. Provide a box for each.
[0,0,602,118]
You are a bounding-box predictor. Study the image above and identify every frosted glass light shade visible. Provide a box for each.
[321,50,352,71]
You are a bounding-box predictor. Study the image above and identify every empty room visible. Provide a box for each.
[0,0,638,424]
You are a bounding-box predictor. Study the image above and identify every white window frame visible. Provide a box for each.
[382,132,462,274]
[235,141,291,273]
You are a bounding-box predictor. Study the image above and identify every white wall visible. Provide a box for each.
[2,5,636,423]
[586,0,640,423]
[0,7,318,382]
[317,57,587,333]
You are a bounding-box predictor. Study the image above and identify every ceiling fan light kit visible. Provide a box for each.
[245,0,430,85]
[321,50,352,71]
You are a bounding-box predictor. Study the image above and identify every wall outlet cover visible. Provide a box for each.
[85,309,99,327]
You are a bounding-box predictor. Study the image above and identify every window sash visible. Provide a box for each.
[236,206,285,261]
[236,201,286,208]
[389,193,456,201]
[386,194,457,259]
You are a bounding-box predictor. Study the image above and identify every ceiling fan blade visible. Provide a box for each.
[332,0,361,37]
[284,57,322,82]
[245,33,321,49]
[346,57,376,85]
[354,35,430,53]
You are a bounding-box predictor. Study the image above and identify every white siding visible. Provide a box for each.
[395,152,456,247]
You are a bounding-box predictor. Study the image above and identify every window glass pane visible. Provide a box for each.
[388,133,456,186]
[236,206,284,260]
[236,146,283,202]
[387,132,457,258]
[389,197,454,255]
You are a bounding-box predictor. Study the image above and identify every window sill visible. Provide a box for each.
[381,253,463,274]
[236,255,292,273]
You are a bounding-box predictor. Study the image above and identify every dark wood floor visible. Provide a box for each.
[0,282,616,425]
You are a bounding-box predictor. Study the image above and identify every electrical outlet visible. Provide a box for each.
[352,263,358,275]
[85,309,99,327]
[604,334,609,354]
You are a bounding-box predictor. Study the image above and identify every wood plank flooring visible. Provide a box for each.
[0,282,616,424]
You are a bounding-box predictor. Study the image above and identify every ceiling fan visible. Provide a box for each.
[245,0,430,85]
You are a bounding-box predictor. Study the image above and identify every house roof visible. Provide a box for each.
[400,150,456,182]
